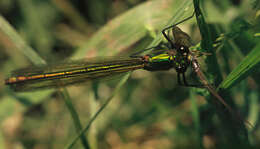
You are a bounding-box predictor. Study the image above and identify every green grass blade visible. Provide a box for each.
[0,15,52,105]
[193,0,250,147]
[65,73,130,149]
[51,0,93,34]
[219,43,260,90]
[189,89,203,148]
[73,0,194,58]
[193,0,222,84]
[58,88,90,149]
[0,15,45,65]
[0,15,90,148]
[148,0,194,48]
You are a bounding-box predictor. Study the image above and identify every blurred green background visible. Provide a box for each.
[0,0,259,149]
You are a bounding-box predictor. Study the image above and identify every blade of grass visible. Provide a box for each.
[193,0,222,83]
[192,0,234,114]
[52,0,94,34]
[147,0,194,49]
[193,0,250,148]
[65,72,131,149]
[0,15,90,148]
[248,90,259,144]
[73,0,194,58]
[17,0,54,55]
[0,15,45,65]
[248,91,259,128]
[219,43,260,90]
[189,89,203,148]
[58,88,90,149]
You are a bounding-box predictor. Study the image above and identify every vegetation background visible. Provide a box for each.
[0,0,259,149]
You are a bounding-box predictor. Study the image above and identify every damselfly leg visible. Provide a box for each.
[178,72,205,88]
[161,11,205,88]
[162,11,195,49]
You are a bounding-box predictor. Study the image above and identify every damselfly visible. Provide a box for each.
[5,12,241,124]
[5,13,198,91]
[5,45,194,91]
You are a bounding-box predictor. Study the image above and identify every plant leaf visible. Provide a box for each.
[219,43,260,90]
[73,0,194,58]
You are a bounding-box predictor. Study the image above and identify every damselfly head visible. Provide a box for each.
[170,45,191,73]
[177,45,190,55]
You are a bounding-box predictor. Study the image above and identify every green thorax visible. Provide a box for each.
[143,47,191,73]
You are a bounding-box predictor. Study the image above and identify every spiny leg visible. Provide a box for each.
[177,73,183,86]
[179,72,205,88]
[182,73,188,86]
